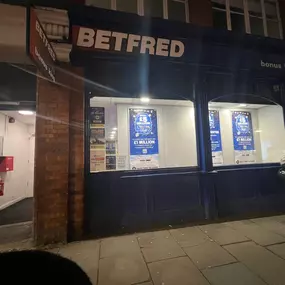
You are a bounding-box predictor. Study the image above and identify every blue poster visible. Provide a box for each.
[232,111,255,151]
[209,110,222,152]
[129,108,159,155]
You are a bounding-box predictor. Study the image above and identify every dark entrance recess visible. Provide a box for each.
[0,63,36,110]
[69,5,285,238]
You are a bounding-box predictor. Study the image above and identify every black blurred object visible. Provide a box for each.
[278,157,285,180]
[8,117,15,123]
[0,250,92,285]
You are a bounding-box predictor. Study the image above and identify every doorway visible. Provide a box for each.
[0,111,35,244]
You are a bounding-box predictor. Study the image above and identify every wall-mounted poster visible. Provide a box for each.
[129,108,159,169]
[90,107,105,128]
[89,107,106,172]
[106,155,116,170]
[90,149,106,172]
[106,140,116,155]
[130,154,159,170]
[116,155,128,170]
[232,111,256,164]
[90,128,106,150]
[209,110,223,166]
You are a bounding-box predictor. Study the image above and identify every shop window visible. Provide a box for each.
[265,0,281,38]
[89,97,197,172]
[212,0,282,39]
[117,0,138,13]
[212,1,228,30]
[168,0,188,22]
[230,0,245,33]
[248,0,265,36]
[85,0,112,9]
[208,101,285,166]
[144,0,164,18]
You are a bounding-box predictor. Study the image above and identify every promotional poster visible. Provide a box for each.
[209,110,223,165]
[90,107,105,128]
[90,149,106,172]
[129,108,159,169]
[130,155,159,170]
[90,128,106,149]
[89,107,106,171]
[232,111,256,164]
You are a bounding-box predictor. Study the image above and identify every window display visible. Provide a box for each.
[89,97,197,172]
[209,102,285,166]
[209,110,224,166]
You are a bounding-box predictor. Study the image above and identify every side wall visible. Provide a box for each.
[34,67,84,245]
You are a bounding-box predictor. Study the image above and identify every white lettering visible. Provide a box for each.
[170,40,185,57]
[261,60,282,69]
[156,38,170,56]
[77,27,95,48]
[140,36,155,55]
[75,27,185,58]
[95,30,111,50]
[112,32,128,51]
[35,20,56,62]
[127,34,141,53]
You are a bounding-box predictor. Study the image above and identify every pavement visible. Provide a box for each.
[3,215,285,284]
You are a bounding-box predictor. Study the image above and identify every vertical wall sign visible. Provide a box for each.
[129,108,159,170]
[90,107,106,172]
[26,7,57,82]
[232,111,256,164]
[209,110,223,166]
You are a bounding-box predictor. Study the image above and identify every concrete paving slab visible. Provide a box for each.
[267,243,285,260]
[58,240,100,285]
[170,227,210,248]
[224,241,285,285]
[184,240,236,269]
[199,223,249,245]
[226,220,285,246]
[100,235,140,258]
[148,256,210,285]
[0,222,32,245]
[98,253,149,285]
[271,215,285,224]
[137,230,185,263]
[202,262,266,285]
[251,217,285,237]
[0,238,33,252]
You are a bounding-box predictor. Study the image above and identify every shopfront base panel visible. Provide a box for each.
[215,166,285,219]
[85,171,206,238]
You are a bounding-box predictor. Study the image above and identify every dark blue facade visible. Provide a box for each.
[69,5,285,238]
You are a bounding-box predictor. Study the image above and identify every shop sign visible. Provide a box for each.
[209,110,223,165]
[27,8,57,82]
[72,26,185,58]
[232,111,256,164]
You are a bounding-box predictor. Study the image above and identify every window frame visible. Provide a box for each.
[88,0,190,23]
[212,0,283,39]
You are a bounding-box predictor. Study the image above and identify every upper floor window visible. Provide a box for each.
[212,0,283,39]
[86,0,189,22]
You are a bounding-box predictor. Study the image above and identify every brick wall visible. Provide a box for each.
[189,0,213,27]
[34,67,84,245]
[68,68,85,241]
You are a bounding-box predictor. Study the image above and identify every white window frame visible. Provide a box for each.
[212,0,283,39]
[111,0,189,23]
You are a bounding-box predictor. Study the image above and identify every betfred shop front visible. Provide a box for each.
[69,5,285,238]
